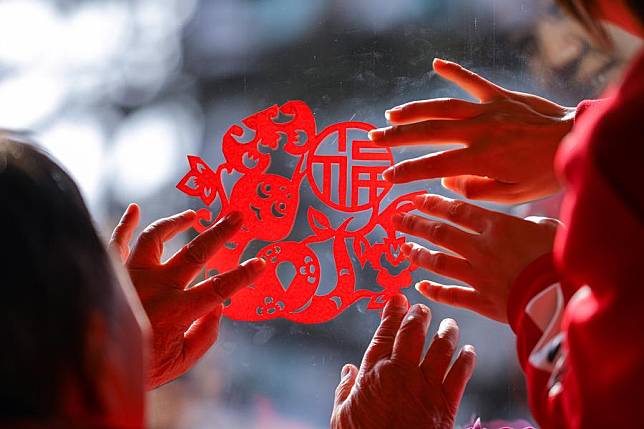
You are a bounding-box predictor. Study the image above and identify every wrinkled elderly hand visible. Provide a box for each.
[331,294,476,429]
[394,194,558,323]
[369,58,575,204]
[109,204,265,389]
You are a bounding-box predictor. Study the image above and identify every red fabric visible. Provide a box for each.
[573,99,603,122]
[507,49,644,429]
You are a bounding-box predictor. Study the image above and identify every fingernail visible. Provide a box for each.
[368,127,391,141]
[400,242,413,256]
[438,318,458,337]
[433,58,448,67]
[382,166,394,181]
[389,293,408,309]
[241,257,266,273]
[341,364,351,378]
[180,209,196,217]
[414,281,429,293]
[384,110,392,121]
[463,344,476,354]
[412,303,429,316]
[226,210,243,226]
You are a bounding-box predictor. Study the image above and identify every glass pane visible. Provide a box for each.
[1,0,638,427]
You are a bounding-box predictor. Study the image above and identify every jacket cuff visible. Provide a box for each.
[507,253,559,334]
[575,99,603,123]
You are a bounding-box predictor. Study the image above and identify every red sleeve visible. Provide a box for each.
[507,52,644,429]
[507,254,570,429]
[573,99,604,122]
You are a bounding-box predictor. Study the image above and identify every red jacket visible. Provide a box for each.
[507,50,644,428]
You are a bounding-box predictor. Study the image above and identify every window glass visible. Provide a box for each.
[0,0,639,427]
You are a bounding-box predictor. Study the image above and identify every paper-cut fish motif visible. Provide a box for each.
[177,101,421,323]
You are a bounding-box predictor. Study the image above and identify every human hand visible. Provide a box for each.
[331,294,476,429]
[109,204,265,389]
[393,194,558,323]
[369,58,576,204]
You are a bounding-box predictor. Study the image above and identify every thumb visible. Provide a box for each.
[333,364,358,407]
[109,203,141,262]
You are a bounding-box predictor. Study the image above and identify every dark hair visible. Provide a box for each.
[556,0,644,47]
[0,137,118,419]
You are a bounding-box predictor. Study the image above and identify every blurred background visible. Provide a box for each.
[0,0,640,427]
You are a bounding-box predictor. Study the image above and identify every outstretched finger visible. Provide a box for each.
[416,281,485,313]
[391,304,432,366]
[443,345,477,411]
[166,211,243,284]
[393,213,478,258]
[368,120,479,147]
[401,242,475,285]
[361,294,408,370]
[433,58,505,102]
[441,176,521,203]
[129,210,197,268]
[385,98,487,125]
[109,203,141,263]
[333,364,358,408]
[413,194,502,233]
[421,318,460,384]
[383,149,482,184]
[182,257,266,322]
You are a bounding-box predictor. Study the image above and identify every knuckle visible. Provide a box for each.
[447,200,468,221]
[184,242,208,266]
[376,322,399,340]
[409,245,424,265]
[483,217,504,236]
[334,384,347,399]
[209,277,228,302]
[431,252,448,271]
[401,214,416,230]
[420,195,437,211]
[428,222,447,241]
[112,223,125,236]
[236,265,253,285]
[138,226,157,243]
[432,335,456,355]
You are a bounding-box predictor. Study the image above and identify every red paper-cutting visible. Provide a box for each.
[177,101,422,323]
